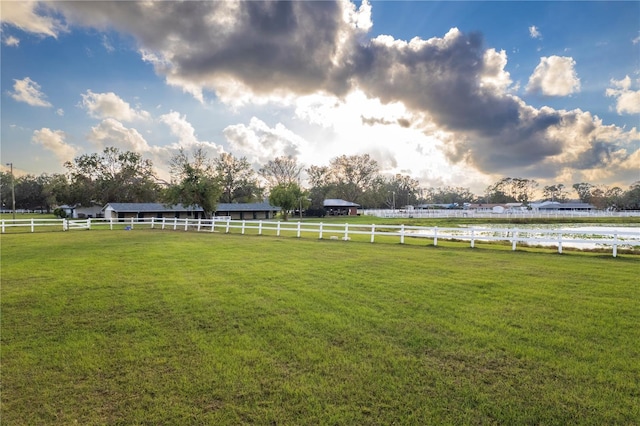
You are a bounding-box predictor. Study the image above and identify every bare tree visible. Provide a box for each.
[259,156,303,188]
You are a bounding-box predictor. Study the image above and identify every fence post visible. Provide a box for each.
[63,219,68,231]
[210,218,216,232]
[242,220,246,235]
[31,218,35,233]
[162,217,166,230]
[109,218,113,230]
[277,221,281,236]
[258,221,263,235]
[400,224,405,244]
[433,226,438,246]
[197,218,202,232]
[370,224,375,243]
[613,233,618,258]
[319,222,323,239]
[511,230,518,251]
[131,216,134,230]
[344,223,349,240]
[558,233,563,254]
[184,219,189,231]
[88,218,92,230]
[226,219,231,233]
[297,221,301,238]
[471,228,475,248]
[1,220,4,233]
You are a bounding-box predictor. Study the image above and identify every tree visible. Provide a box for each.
[14,175,46,211]
[542,184,568,202]
[164,147,221,218]
[64,147,160,205]
[329,154,380,204]
[41,173,70,211]
[259,156,303,188]
[269,183,307,221]
[620,182,640,210]
[306,154,381,207]
[0,172,12,211]
[214,153,263,203]
[382,174,420,209]
[424,186,476,205]
[572,182,595,203]
[485,177,538,204]
[306,165,334,210]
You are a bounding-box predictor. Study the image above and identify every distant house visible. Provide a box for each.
[530,201,596,211]
[55,203,104,219]
[102,202,281,221]
[464,203,527,214]
[323,199,360,216]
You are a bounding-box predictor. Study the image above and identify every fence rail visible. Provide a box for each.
[1,217,639,257]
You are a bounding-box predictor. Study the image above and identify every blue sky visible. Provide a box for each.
[1,1,639,194]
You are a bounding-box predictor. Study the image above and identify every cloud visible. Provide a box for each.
[87,118,152,153]
[48,0,371,103]
[0,1,65,38]
[529,25,542,39]
[606,76,640,115]
[81,90,150,122]
[29,1,639,184]
[223,117,306,165]
[526,56,581,96]
[159,111,225,155]
[159,111,200,147]
[2,35,20,47]
[32,128,79,162]
[9,77,52,107]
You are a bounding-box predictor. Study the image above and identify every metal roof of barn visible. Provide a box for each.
[216,202,281,212]
[104,202,280,212]
[103,203,203,212]
[323,199,360,207]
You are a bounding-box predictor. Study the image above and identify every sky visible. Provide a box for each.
[1,0,639,194]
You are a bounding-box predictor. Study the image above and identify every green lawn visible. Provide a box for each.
[2,230,639,424]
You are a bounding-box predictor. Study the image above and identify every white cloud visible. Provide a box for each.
[529,25,542,39]
[0,1,65,37]
[633,34,640,45]
[81,90,150,122]
[56,108,64,116]
[159,111,200,146]
[87,118,152,152]
[223,117,307,165]
[606,76,640,115]
[526,56,581,96]
[3,36,20,47]
[32,128,79,162]
[159,111,225,154]
[10,77,52,107]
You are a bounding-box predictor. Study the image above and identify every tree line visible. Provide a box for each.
[1,147,639,217]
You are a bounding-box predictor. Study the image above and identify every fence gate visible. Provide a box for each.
[65,219,91,231]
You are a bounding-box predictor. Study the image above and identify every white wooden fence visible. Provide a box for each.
[364,209,640,219]
[2,217,639,258]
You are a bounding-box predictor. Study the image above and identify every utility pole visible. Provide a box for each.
[5,162,15,220]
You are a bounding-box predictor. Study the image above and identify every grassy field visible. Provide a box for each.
[2,230,639,424]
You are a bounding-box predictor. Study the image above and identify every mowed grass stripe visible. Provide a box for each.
[1,230,638,425]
